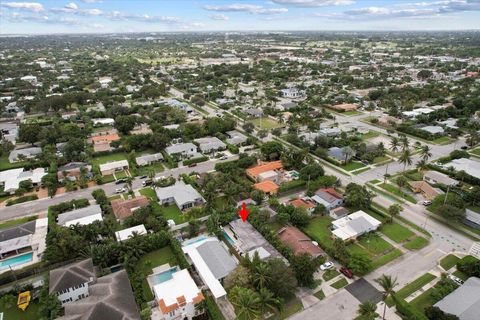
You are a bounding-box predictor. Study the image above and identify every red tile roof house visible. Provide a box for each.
[288,198,316,213]
[278,226,324,258]
[111,196,150,222]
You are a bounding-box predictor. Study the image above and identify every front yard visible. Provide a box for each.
[339,161,366,172]
[439,254,459,271]
[249,117,284,129]
[378,183,417,204]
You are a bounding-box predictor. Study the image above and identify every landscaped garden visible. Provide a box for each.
[322,269,340,281]
[330,277,348,289]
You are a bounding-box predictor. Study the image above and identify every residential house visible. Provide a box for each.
[20,75,37,85]
[402,107,434,119]
[57,162,91,181]
[253,180,279,195]
[92,118,115,127]
[0,122,18,145]
[312,188,344,210]
[434,277,480,320]
[280,87,305,99]
[244,108,263,118]
[160,99,194,114]
[90,133,120,152]
[130,123,152,135]
[446,158,480,178]
[408,181,444,200]
[331,210,382,241]
[439,119,459,130]
[182,237,237,299]
[111,196,150,222]
[246,160,283,182]
[288,198,316,213]
[115,225,148,242]
[0,167,46,194]
[135,153,164,167]
[226,130,247,146]
[57,205,103,227]
[49,259,96,306]
[155,181,205,211]
[330,206,350,220]
[278,102,297,111]
[423,170,459,186]
[194,137,226,154]
[165,143,198,159]
[8,147,42,163]
[420,125,445,135]
[327,147,350,163]
[329,103,359,112]
[151,268,205,320]
[58,270,140,320]
[464,209,480,230]
[278,226,324,258]
[319,127,341,137]
[99,160,129,176]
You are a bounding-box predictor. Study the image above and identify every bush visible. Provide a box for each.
[278,180,306,193]
[226,143,239,154]
[392,294,428,320]
[205,294,225,320]
[183,156,209,166]
[456,255,480,277]
[6,194,38,206]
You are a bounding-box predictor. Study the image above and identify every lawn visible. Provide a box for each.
[133,162,165,176]
[249,117,283,129]
[0,156,25,171]
[137,247,178,301]
[369,179,382,185]
[361,130,381,140]
[380,222,415,243]
[0,299,42,320]
[357,234,393,255]
[268,297,303,320]
[340,161,366,172]
[410,287,436,313]
[452,270,468,281]
[403,236,429,250]
[303,216,334,249]
[439,254,460,271]
[347,243,370,257]
[371,249,403,270]
[139,187,158,201]
[323,269,340,281]
[432,136,455,145]
[330,277,348,289]
[385,273,436,307]
[158,203,185,224]
[0,216,37,230]
[373,156,391,164]
[90,152,128,166]
[313,290,325,300]
[379,183,417,203]
[352,167,370,175]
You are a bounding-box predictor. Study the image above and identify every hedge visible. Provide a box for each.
[456,255,480,277]
[183,156,209,166]
[392,294,429,320]
[226,143,239,154]
[6,194,38,206]
[278,179,306,193]
[205,293,226,320]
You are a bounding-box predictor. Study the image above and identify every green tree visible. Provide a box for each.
[19,123,41,145]
[420,145,432,162]
[389,136,399,153]
[42,173,58,198]
[347,253,372,276]
[345,183,373,209]
[398,149,413,172]
[258,287,281,315]
[265,258,297,299]
[114,115,137,134]
[375,274,398,320]
[332,238,349,264]
[357,300,379,320]
[251,189,266,205]
[229,286,261,320]
[387,204,403,223]
[290,253,320,287]
[260,141,284,161]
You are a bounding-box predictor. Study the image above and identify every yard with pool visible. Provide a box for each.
[249,117,284,129]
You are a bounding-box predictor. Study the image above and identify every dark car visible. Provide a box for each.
[188,163,197,167]
[115,178,126,184]
[461,146,468,150]
[340,267,354,279]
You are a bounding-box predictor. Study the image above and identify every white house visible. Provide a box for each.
[115,224,147,242]
[136,153,164,166]
[8,147,42,163]
[20,75,37,85]
[92,118,115,126]
[99,160,129,176]
[49,259,96,307]
[0,168,47,194]
[194,137,226,153]
[331,210,382,241]
[156,181,204,211]
[165,143,198,159]
[280,87,305,99]
[56,205,103,227]
[152,268,205,320]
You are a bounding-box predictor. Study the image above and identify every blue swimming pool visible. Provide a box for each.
[0,252,33,270]
[151,266,179,285]
[222,231,235,245]
[182,235,208,246]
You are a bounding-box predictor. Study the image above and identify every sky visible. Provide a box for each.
[0,0,479,34]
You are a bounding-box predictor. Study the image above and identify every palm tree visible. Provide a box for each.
[400,135,409,151]
[398,149,412,172]
[389,136,399,153]
[420,145,432,162]
[229,286,261,320]
[375,274,398,320]
[416,159,428,172]
[258,287,281,316]
[357,300,378,320]
[387,204,403,223]
[342,146,355,165]
[252,263,271,290]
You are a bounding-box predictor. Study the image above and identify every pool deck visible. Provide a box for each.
[146,263,171,293]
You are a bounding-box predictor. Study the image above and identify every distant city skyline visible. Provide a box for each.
[1,0,479,34]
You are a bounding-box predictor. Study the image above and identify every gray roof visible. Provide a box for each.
[155,181,204,207]
[197,240,236,280]
[434,277,480,320]
[165,143,197,155]
[328,147,347,161]
[0,220,36,243]
[49,259,96,294]
[348,217,375,234]
[58,270,140,320]
[57,205,102,226]
[58,162,90,172]
[8,147,42,162]
[465,209,480,225]
[135,153,163,166]
[194,137,226,152]
[226,130,247,145]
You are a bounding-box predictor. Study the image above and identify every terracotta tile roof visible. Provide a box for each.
[246,161,283,179]
[91,134,120,143]
[330,103,359,111]
[289,198,315,209]
[111,196,150,221]
[278,226,324,258]
[408,181,442,200]
[253,180,279,193]
[192,292,205,304]
[158,292,204,314]
[316,188,343,200]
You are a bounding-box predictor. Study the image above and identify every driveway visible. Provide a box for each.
[345,278,382,304]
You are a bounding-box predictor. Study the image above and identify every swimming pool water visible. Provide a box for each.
[182,235,208,246]
[151,266,179,285]
[222,231,235,245]
[0,252,33,270]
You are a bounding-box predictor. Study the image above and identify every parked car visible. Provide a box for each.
[320,261,334,271]
[447,275,464,286]
[340,267,354,279]
[142,179,153,186]
[188,163,197,167]
[115,187,126,194]
[115,178,126,184]
[422,200,432,206]
[220,155,228,160]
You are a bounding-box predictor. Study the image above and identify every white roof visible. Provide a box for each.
[92,118,114,125]
[165,143,197,155]
[332,210,382,241]
[99,160,129,172]
[57,205,103,227]
[182,237,229,299]
[421,126,444,134]
[0,168,47,192]
[153,269,201,306]
[115,225,147,242]
[258,170,278,179]
[155,181,204,207]
[247,247,271,260]
[447,158,480,178]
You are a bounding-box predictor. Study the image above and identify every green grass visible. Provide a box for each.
[371,249,403,270]
[385,273,436,307]
[379,183,417,203]
[108,195,121,201]
[380,222,415,243]
[357,234,393,255]
[352,167,371,175]
[133,162,165,176]
[471,148,480,156]
[137,247,177,301]
[155,203,185,224]
[90,152,128,166]
[303,216,334,249]
[114,170,128,179]
[268,297,303,320]
[410,287,436,313]
[439,254,460,271]
[432,136,455,145]
[361,130,380,140]
[373,156,391,164]
[0,216,37,230]
[341,110,362,116]
[340,161,366,171]
[403,236,429,250]
[0,299,42,320]
[452,270,468,281]
[0,156,25,171]
[330,277,348,289]
[347,243,370,257]
[313,290,325,300]
[139,187,158,201]
[323,269,340,281]
[249,117,284,129]
[369,179,381,185]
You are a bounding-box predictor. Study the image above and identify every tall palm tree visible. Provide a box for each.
[389,136,399,153]
[252,263,271,290]
[416,159,428,172]
[375,274,398,320]
[420,145,432,162]
[257,287,281,316]
[342,146,355,165]
[357,300,378,320]
[400,135,409,151]
[229,286,261,320]
[398,149,413,172]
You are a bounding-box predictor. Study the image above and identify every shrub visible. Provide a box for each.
[392,294,428,320]
[226,143,239,154]
[6,194,38,206]
[278,180,306,193]
[456,255,480,277]
[183,156,209,166]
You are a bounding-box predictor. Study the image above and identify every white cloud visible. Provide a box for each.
[1,2,44,12]
[80,0,103,3]
[106,11,182,24]
[209,14,229,20]
[203,3,288,14]
[270,0,355,7]
[65,2,78,10]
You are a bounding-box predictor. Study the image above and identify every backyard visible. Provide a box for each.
[303,216,334,249]
[0,298,42,320]
[249,117,283,129]
[90,152,128,166]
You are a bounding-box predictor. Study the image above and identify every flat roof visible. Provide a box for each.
[115,225,147,242]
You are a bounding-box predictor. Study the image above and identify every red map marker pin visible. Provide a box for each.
[239,202,250,222]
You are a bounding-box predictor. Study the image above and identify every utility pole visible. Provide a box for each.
[443,185,450,205]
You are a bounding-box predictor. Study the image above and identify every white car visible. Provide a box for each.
[320,261,334,271]
[447,275,464,286]
[220,156,228,160]
[115,187,126,194]
[422,200,432,206]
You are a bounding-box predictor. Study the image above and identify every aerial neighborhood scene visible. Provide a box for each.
[1,1,480,320]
